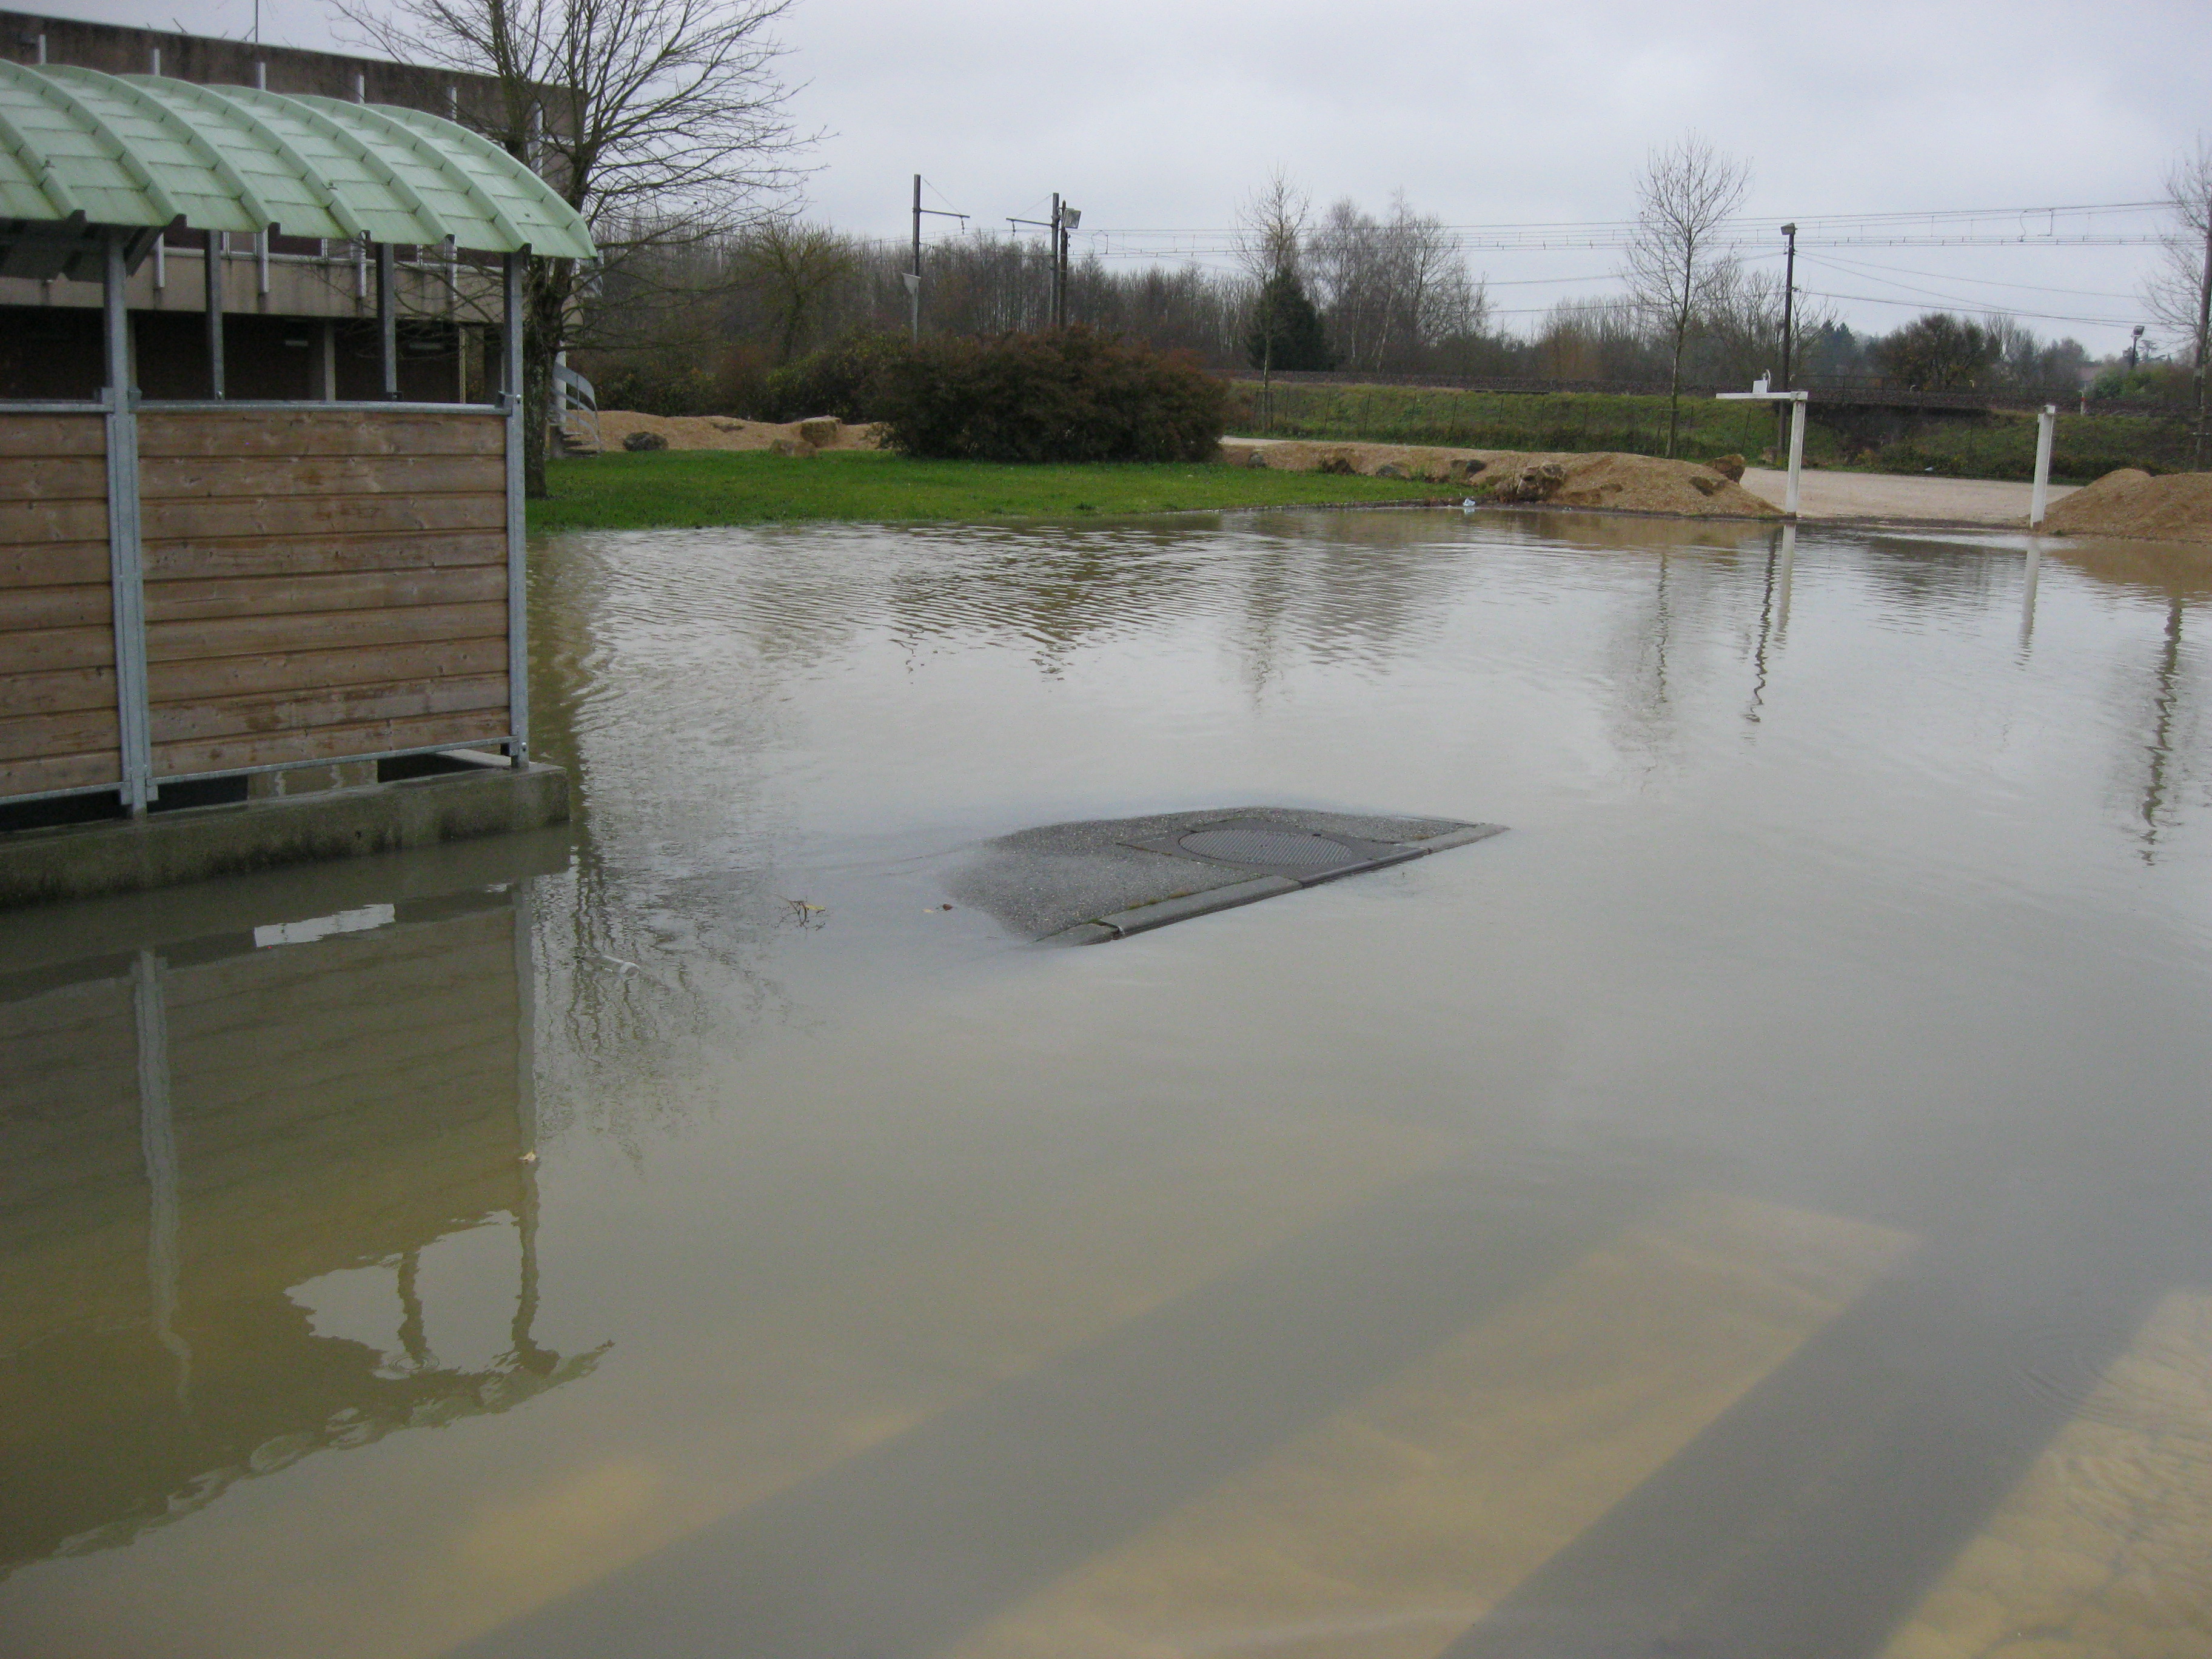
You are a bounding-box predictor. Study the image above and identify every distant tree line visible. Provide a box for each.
[574,155,2140,423]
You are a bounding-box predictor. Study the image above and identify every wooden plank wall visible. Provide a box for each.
[0,414,119,799]
[137,409,512,780]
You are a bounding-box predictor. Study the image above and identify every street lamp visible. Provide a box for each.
[1058,206,1081,327]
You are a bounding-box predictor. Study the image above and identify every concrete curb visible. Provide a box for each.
[0,760,572,910]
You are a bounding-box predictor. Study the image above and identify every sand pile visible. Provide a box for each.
[1221,439,1778,518]
[1218,438,1484,481]
[1517,451,1778,517]
[2042,469,2212,545]
[592,411,884,453]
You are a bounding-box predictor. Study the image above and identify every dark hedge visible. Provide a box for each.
[756,330,909,423]
[874,327,1228,463]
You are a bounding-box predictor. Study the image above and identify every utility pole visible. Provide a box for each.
[1050,193,1062,327]
[1778,223,1798,388]
[2193,210,2211,468]
[1777,222,1797,459]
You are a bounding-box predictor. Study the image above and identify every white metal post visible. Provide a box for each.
[1718,384,1809,518]
[1785,394,1807,517]
[2030,404,2056,528]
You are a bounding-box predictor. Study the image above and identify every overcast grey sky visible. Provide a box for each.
[39,0,2212,354]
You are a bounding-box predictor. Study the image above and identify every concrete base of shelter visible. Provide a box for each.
[0,752,571,910]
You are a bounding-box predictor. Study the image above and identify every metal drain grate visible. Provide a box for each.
[1178,826,1361,868]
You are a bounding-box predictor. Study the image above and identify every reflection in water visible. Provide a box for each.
[3,509,2210,1658]
[0,868,601,1578]
[2137,596,2189,862]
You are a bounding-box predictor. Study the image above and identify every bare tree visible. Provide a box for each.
[1622,133,1749,456]
[339,0,808,493]
[2141,139,2212,461]
[1236,168,1309,285]
[1306,193,1484,374]
[1235,170,1312,426]
[737,217,857,362]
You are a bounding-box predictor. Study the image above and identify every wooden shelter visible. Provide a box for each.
[0,59,595,824]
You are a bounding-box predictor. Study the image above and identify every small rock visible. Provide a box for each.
[622,430,668,452]
[1706,453,1746,481]
[1494,461,1567,504]
[1317,455,1356,475]
[795,417,839,447]
[1244,449,1269,469]
[769,437,816,458]
[1374,462,1408,479]
[1690,474,1723,496]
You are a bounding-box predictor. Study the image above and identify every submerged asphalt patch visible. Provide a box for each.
[948,807,1504,943]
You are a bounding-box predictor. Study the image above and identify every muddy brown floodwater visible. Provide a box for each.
[2,508,2209,1659]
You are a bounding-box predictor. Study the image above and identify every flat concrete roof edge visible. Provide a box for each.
[1050,822,1506,944]
[0,761,571,910]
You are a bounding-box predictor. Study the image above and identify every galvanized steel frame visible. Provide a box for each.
[102,233,153,813]
[502,249,529,769]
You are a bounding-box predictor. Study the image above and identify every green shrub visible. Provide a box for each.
[876,327,1228,463]
[756,330,909,423]
[591,362,724,417]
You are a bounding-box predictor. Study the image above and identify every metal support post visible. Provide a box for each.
[911,173,923,342]
[1717,380,1808,517]
[103,235,154,815]
[204,230,224,399]
[377,241,400,400]
[2030,404,2057,528]
[503,250,531,768]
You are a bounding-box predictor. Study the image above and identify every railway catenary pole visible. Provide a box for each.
[911,173,922,341]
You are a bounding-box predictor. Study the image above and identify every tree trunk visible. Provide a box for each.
[1665,320,1686,460]
[524,257,569,500]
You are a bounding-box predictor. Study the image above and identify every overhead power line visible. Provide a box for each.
[1794,287,2142,330]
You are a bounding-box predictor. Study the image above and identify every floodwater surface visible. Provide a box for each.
[3,508,2210,1658]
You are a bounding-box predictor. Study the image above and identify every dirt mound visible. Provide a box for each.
[1219,440,1483,482]
[594,411,883,454]
[2042,469,2212,545]
[1221,439,1777,518]
[1528,451,1779,517]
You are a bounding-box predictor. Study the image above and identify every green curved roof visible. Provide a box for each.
[0,61,595,258]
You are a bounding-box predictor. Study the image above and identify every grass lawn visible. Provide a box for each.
[534,447,1449,532]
